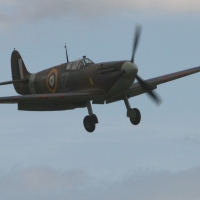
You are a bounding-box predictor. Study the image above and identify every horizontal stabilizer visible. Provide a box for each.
[0,78,29,86]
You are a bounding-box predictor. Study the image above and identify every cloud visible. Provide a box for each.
[1,0,200,25]
[1,166,200,200]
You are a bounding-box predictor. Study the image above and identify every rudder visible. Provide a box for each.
[11,50,31,94]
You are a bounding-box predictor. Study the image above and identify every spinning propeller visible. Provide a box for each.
[131,25,162,105]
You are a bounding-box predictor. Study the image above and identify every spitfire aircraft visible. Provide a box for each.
[0,26,200,132]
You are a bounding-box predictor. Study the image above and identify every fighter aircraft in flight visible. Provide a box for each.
[0,26,200,132]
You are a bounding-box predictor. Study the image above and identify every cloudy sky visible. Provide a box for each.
[0,0,200,199]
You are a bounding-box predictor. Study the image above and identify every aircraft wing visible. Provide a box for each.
[126,66,200,98]
[0,90,104,104]
[0,66,199,106]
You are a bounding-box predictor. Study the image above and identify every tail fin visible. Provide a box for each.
[11,50,31,94]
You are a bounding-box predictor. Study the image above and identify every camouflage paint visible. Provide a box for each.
[11,50,136,97]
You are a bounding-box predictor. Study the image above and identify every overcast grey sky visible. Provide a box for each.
[1,0,200,25]
[0,0,200,199]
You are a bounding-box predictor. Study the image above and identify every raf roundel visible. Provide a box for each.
[49,74,55,88]
[46,69,58,93]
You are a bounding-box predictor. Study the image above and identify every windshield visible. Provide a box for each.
[83,58,94,65]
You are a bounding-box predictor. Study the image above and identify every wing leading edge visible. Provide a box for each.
[0,90,104,104]
[126,66,200,98]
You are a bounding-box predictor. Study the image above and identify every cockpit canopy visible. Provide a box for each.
[66,58,94,71]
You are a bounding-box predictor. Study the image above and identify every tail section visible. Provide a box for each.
[11,50,31,94]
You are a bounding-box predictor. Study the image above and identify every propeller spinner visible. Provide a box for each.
[131,25,162,105]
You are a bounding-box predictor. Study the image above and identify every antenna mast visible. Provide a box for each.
[64,44,69,63]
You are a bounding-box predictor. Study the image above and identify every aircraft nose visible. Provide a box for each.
[121,62,138,79]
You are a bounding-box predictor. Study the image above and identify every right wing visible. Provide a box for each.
[126,66,200,98]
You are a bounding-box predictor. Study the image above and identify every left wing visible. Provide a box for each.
[126,66,200,98]
[0,90,104,104]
